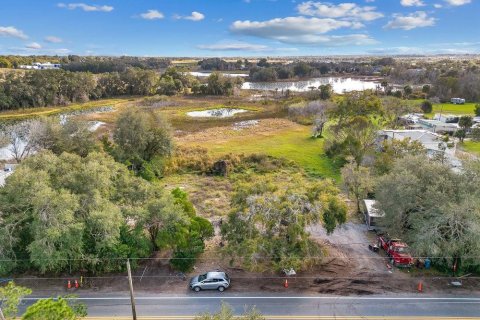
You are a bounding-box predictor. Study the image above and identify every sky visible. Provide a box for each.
[0,0,479,57]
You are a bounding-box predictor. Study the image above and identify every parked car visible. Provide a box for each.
[189,271,230,292]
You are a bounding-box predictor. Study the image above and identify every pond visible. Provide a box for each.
[186,108,249,118]
[242,77,380,93]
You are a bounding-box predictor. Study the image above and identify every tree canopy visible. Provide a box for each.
[221,174,346,272]
[375,155,480,271]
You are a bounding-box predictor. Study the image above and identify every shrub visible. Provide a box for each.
[421,100,433,113]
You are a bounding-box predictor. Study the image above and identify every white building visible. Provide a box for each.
[361,199,385,231]
[451,98,466,104]
[417,119,458,134]
[18,62,61,70]
[378,129,462,169]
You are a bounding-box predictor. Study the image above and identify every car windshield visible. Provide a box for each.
[198,273,207,282]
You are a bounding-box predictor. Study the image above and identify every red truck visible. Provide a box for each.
[377,234,414,267]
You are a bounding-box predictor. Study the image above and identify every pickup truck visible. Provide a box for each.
[377,234,414,267]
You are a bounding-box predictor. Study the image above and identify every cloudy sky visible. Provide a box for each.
[0,0,478,56]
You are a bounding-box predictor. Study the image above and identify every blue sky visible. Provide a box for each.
[0,0,479,56]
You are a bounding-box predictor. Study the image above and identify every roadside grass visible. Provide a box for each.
[184,125,340,180]
[0,98,134,121]
[462,141,480,156]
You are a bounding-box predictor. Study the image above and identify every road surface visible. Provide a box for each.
[21,293,480,319]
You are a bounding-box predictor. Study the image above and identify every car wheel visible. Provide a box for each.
[193,286,201,292]
[217,286,225,292]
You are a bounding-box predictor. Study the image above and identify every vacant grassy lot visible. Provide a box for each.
[431,102,477,115]
[178,119,340,180]
[463,141,480,156]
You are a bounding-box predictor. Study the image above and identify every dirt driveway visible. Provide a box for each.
[307,222,388,274]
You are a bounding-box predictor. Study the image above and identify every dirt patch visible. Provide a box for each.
[176,118,299,144]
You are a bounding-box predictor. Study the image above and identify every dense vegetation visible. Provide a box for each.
[0,149,212,274]
[375,156,480,272]
[0,68,243,110]
[221,174,346,272]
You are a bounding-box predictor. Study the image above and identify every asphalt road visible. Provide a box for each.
[21,294,480,319]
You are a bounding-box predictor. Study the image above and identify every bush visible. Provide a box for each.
[471,128,480,142]
[421,100,433,113]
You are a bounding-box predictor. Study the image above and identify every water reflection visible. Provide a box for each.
[186,108,249,118]
[242,77,379,93]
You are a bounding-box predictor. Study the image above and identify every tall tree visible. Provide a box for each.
[0,282,32,319]
[375,155,480,270]
[341,158,374,213]
[113,109,173,172]
[22,297,87,320]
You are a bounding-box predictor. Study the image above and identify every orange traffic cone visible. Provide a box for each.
[284,279,289,288]
[67,280,71,289]
[417,281,423,292]
[75,280,79,288]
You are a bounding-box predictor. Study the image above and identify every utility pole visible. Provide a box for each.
[126,259,137,320]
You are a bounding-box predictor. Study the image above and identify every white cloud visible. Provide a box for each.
[444,0,471,5]
[197,41,269,51]
[57,3,114,12]
[9,47,71,55]
[274,33,377,45]
[174,11,205,21]
[400,0,425,7]
[186,11,205,21]
[231,16,363,38]
[26,42,42,49]
[385,11,436,30]
[44,36,63,43]
[140,10,164,20]
[433,3,443,8]
[0,26,28,39]
[296,1,384,21]
[231,17,375,46]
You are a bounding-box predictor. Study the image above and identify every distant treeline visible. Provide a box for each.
[198,57,396,82]
[62,57,171,73]
[0,55,170,71]
[0,68,243,110]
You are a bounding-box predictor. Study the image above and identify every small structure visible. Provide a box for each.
[18,62,61,70]
[433,114,459,124]
[361,199,385,231]
[378,129,462,169]
[0,163,17,187]
[417,119,458,134]
[451,98,466,104]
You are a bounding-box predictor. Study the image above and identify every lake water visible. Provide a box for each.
[242,77,379,93]
[186,108,248,118]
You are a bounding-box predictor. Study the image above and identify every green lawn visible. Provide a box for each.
[463,141,480,156]
[431,102,477,115]
[203,126,341,180]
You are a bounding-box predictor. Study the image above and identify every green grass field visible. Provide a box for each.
[201,126,340,180]
[463,141,480,156]
[431,102,477,115]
